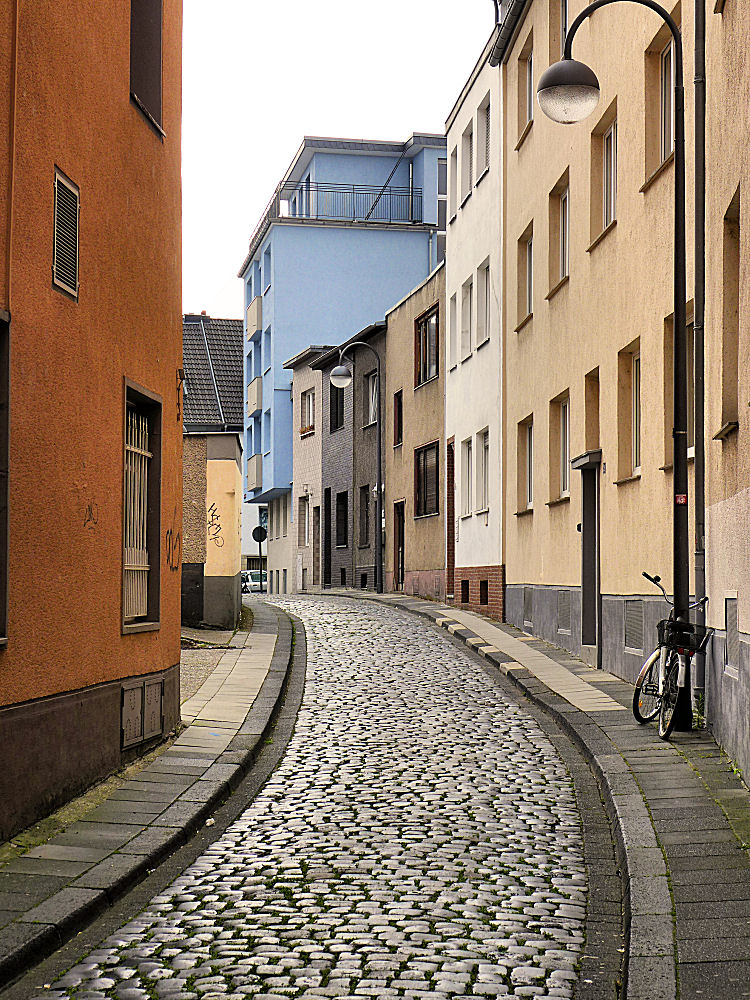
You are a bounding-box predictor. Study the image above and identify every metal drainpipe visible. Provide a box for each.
[693,0,706,699]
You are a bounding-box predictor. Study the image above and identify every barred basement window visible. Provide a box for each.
[624,599,644,651]
[123,382,161,631]
[53,170,79,297]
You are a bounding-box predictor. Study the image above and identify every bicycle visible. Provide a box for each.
[632,572,712,740]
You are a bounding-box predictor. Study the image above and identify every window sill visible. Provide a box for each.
[514,312,533,334]
[130,93,166,138]
[515,119,533,151]
[476,335,490,351]
[415,374,439,391]
[123,621,161,635]
[336,544,348,550]
[362,420,377,429]
[661,452,695,471]
[546,495,570,507]
[475,165,490,188]
[713,420,739,441]
[393,441,403,449]
[449,363,458,372]
[545,274,570,301]
[613,472,641,486]
[299,427,315,438]
[414,511,440,521]
[460,190,472,209]
[460,352,473,364]
[460,512,473,520]
[329,425,344,434]
[263,284,271,295]
[0,637,7,649]
[474,506,490,515]
[640,151,674,194]
[515,507,534,517]
[449,213,457,225]
[263,366,271,376]
[358,543,371,550]
[587,219,617,253]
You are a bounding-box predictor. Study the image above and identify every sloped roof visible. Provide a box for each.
[183,315,243,430]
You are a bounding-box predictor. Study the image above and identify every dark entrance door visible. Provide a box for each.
[573,450,602,666]
[313,506,320,585]
[323,488,332,588]
[446,441,455,599]
[394,501,405,591]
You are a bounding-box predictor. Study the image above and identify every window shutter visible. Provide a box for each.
[53,172,79,296]
[425,445,438,514]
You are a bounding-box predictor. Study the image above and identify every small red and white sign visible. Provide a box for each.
[675,494,688,505]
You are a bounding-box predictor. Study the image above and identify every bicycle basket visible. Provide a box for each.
[657,619,714,654]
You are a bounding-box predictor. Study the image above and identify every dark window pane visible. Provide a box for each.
[438,159,447,196]
[130,0,163,127]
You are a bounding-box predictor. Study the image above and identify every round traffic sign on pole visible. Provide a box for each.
[252,525,267,543]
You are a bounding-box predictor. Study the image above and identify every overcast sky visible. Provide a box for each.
[181,0,495,319]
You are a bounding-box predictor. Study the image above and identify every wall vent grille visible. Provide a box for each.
[624,599,644,651]
[523,586,533,626]
[726,598,740,670]
[558,590,571,632]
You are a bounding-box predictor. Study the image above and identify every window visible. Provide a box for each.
[335,491,348,547]
[364,371,378,425]
[687,322,695,455]
[603,121,617,228]
[298,496,310,546]
[560,0,568,54]
[123,383,161,630]
[477,261,491,345]
[437,158,447,263]
[518,417,534,511]
[477,95,491,177]
[549,0,568,62]
[300,389,315,433]
[722,187,740,430]
[282,569,287,594]
[268,501,274,539]
[632,354,641,473]
[660,41,674,163]
[476,429,490,511]
[461,438,473,516]
[560,397,570,495]
[449,147,458,218]
[617,341,641,479]
[415,443,439,517]
[53,170,79,298]
[263,246,272,292]
[449,293,458,368]
[548,171,570,290]
[461,278,473,359]
[282,492,288,537]
[0,319,8,642]
[461,122,474,202]
[560,188,569,279]
[518,34,534,136]
[517,224,533,323]
[359,485,370,545]
[330,383,344,431]
[393,390,403,446]
[130,0,163,129]
[415,307,439,386]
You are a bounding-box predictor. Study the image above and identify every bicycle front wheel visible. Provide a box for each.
[633,650,660,723]
[658,650,680,740]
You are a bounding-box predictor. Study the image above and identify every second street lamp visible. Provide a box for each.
[330,343,383,594]
[537,0,692,729]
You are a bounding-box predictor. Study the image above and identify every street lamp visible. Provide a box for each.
[538,0,692,728]
[329,342,383,593]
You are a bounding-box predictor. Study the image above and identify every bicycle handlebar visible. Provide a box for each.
[642,571,709,611]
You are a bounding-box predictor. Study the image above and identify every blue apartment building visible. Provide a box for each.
[239,133,447,587]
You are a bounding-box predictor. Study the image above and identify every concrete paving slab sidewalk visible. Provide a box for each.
[337,589,750,1000]
[0,599,293,990]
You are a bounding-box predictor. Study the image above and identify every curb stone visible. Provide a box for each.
[0,600,296,991]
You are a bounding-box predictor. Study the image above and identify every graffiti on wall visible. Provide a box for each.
[207,502,224,547]
[166,506,181,571]
[83,501,99,529]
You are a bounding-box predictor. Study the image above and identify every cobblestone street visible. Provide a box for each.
[36,597,589,999]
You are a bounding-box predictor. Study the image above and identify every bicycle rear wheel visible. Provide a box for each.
[658,650,680,740]
[633,650,660,723]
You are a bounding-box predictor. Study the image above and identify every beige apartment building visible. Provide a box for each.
[384,264,446,599]
[285,347,331,592]
[704,2,750,773]
[499,0,696,678]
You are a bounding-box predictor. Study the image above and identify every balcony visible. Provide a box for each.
[246,296,262,339]
[247,454,262,492]
[247,377,262,417]
[243,181,424,266]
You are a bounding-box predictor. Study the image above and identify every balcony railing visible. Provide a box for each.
[245,181,424,266]
[246,296,262,339]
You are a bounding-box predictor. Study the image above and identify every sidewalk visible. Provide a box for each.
[334,589,750,1000]
[0,599,293,990]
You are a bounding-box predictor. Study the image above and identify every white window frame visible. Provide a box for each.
[687,322,695,457]
[449,293,458,368]
[526,236,534,316]
[365,371,378,426]
[660,40,675,164]
[632,353,641,474]
[449,147,458,218]
[478,96,491,177]
[526,51,534,125]
[476,428,490,511]
[461,278,473,360]
[560,187,570,280]
[560,398,570,496]
[560,0,568,57]
[526,422,534,508]
[603,121,617,228]
[461,438,473,516]
[461,122,474,202]
[301,388,315,431]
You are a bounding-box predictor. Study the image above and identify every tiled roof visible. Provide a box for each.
[182,315,243,430]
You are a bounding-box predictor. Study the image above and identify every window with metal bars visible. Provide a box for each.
[53,170,79,298]
[123,384,161,630]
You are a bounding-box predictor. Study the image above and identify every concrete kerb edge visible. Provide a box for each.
[326,590,674,1000]
[0,602,298,992]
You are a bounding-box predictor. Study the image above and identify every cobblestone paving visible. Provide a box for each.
[37,597,587,999]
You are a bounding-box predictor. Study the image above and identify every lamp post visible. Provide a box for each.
[330,342,383,593]
[537,0,691,729]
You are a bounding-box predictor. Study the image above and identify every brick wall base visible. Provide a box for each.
[448,564,505,621]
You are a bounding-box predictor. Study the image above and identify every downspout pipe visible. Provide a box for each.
[693,0,707,700]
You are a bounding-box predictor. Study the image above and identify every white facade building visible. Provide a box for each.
[445,30,504,618]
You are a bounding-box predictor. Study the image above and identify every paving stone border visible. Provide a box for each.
[0,601,296,991]
[344,593,671,1000]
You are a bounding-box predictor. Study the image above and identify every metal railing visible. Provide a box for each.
[245,181,423,266]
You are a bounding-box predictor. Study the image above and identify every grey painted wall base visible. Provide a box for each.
[203,573,241,629]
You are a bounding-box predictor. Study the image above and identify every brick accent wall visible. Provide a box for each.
[448,564,505,620]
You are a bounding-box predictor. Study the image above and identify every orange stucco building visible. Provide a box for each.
[0,1,183,838]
